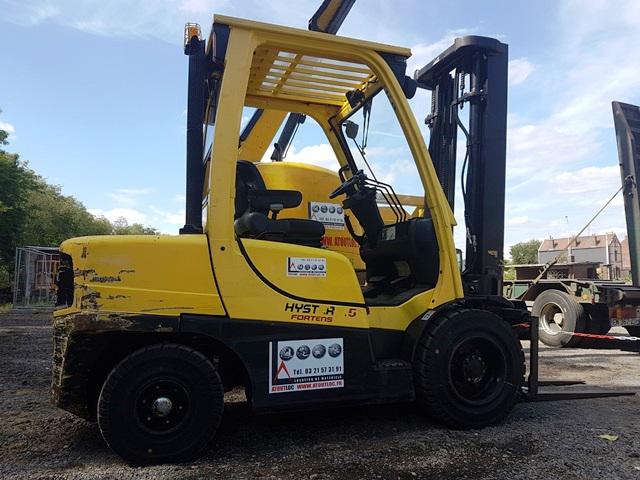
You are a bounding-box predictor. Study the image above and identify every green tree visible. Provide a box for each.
[111,217,159,235]
[0,127,37,278]
[503,258,515,281]
[510,239,542,265]
[21,183,113,246]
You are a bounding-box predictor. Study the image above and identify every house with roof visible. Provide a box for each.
[621,236,631,279]
[537,233,624,280]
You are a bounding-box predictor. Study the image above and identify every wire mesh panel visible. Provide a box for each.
[12,246,60,309]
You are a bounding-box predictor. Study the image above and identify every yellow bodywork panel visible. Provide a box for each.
[242,239,363,304]
[56,235,224,318]
[211,239,369,328]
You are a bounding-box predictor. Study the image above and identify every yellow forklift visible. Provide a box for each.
[51,2,631,465]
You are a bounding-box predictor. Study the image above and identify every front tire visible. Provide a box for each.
[413,309,524,429]
[97,344,223,465]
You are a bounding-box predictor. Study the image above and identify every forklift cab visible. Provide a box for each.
[192,16,462,316]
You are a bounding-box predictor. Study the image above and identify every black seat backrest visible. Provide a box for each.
[235,160,267,219]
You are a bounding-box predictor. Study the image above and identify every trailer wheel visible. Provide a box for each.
[413,309,524,429]
[625,326,640,337]
[586,305,611,335]
[532,290,587,347]
[97,343,223,465]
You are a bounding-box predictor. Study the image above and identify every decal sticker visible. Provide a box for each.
[285,302,335,323]
[321,235,359,248]
[309,201,345,230]
[269,338,344,394]
[287,257,327,277]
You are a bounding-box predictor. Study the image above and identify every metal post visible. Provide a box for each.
[528,315,539,399]
[612,101,640,287]
[12,247,20,307]
[180,36,206,235]
[426,73,457,209]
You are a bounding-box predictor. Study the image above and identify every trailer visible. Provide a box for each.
[504,278,640,347]
[502,101,640,347]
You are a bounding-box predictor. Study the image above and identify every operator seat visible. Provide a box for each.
[339,180,439,300]
[234,160,325,248]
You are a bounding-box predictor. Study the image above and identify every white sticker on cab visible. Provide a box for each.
[286,257,327,277]
[269,338,344,394]
[308,201,345,230]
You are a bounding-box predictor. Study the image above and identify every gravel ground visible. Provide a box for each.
[1,311,640,480]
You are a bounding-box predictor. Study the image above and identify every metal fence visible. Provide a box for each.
[13,246,60,309]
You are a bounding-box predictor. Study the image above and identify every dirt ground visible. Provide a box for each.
[1,311,640,480]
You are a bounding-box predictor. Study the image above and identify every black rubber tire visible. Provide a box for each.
[586,305,611,335]
[589,314,611,335]
[573,305,610,348]
[97,343,223,465]
[531,290,587,348]
[625,326,640,337]
[413,308,525,429]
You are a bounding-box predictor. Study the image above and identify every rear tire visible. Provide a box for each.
[413,309,524,429]
[98,343,223,465]
[586,305,611,335]
[532,290,587,347]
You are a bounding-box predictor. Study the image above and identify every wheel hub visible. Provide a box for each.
[540,302,565,335]
[450,336,507,405]
[152,397,173,417]
[136,380,189,432]
[462,354,487,383]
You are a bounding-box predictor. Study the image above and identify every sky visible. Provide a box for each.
[1,0,638,255]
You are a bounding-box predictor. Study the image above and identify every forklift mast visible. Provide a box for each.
[414,36,509,296]
[612,101,640,287]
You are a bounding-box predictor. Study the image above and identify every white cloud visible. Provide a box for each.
[4,2,60,26]
[0,121,16,141]
[88,207,147,224]
[149,205,185,226]
[1,0,302,42]
[552,165,620,196]
[507,216,529,226]
[279,143,339,171]
[508,58,535,86]
[88,201,185,234]
[107,187,153,205]
[0,121,15,134]
[179,0,220,14]
[408,29,475,75]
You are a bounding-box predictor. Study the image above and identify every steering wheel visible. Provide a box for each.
[329,172,364,199]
